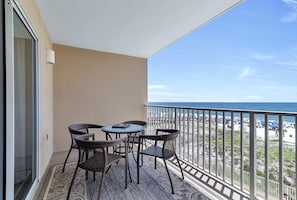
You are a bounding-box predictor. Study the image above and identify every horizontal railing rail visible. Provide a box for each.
[146,104,297,200]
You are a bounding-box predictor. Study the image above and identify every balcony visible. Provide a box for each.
[146,104,297,200]
[35,104,297,200]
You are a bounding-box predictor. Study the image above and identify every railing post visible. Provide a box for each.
[223,112,226,180]
[264,114,269,200]
[174,107,177,129]
[279,116,283,200]
[250,113,257,200]
[192,109,195,163]
[215,111,218,176]
[240,112,244,191]
[231,111,234,186]
[209,110,211,173]
[295,116,297,200]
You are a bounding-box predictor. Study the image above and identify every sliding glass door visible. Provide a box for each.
[1,1,5,199]
[13,11,37,199]
[5,1,39,199]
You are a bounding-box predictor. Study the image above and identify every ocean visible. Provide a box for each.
[148,102,297,124]
[148,102,297,113]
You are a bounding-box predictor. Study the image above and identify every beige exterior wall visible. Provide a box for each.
[15,0,147,176]
[53,45,147,152]
[18,0,54,178]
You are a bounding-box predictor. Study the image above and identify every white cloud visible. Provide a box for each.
[237,67,255,80]
[149,91,182,97]
[276,59,297,71]
[148,91,185,102]
[281,0,297,22]
[148,84,184,102]
[244,96,264,100]
[249,52,274,61]
[277,60,297,66]
[282,0,297,9]
[280,12,297,22]
[148,84,167,90]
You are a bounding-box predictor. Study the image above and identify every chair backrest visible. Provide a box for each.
[156,129,179,158]
[75,134,126,171]
[68,124,103,147]
[122,120,147,128]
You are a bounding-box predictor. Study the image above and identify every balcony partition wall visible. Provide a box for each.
[147,105,297,200]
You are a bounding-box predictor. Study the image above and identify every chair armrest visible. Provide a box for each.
[138,134,164,143]
[87,124,103,129]
[100,137,127,148]
[76,133,95,141]
[156,129,178,134]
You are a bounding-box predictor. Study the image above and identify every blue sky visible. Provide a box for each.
[148,0,297,102]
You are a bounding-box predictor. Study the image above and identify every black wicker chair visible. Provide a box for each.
[137,129,184,194]
[122,120,147,162]
[62,123,104,173]
[67,134,128,200]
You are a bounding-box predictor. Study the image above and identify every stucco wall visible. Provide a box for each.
[18,0,54,178]
[53,44,147,152]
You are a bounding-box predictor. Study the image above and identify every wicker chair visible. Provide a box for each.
[67,134,128,200]
[62,124,104,173]
[122,120,147,162]
[136,129,184,194]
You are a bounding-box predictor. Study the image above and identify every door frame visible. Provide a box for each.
[5,0,40,199]
[1,0,5,199]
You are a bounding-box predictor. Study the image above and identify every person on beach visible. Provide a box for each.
[275,128,279,137]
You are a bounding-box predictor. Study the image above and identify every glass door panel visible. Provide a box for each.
[0,1,4,198]
[13,11,36,200]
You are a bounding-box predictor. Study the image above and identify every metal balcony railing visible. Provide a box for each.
[146,104,297,200]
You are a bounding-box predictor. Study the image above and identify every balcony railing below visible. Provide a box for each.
[146,104,297,200]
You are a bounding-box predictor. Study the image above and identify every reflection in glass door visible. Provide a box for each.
[13,11,37,200]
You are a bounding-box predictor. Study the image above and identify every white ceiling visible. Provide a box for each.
[36,0,243,58]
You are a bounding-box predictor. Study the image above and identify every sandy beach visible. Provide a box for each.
[217,123,296,143]
[256,127,296,143]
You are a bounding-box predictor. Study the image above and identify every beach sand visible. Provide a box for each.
[256,127,296,143]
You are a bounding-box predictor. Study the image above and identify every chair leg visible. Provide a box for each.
[137,147,141,184]
[127,159,132,183]
[131,144,137,162]
[66,165,79,200]
[154,157,157,169]
[140,140,144,166]
[97,171,106,200]
[131,142,143,166]
[125,154,128,188]
[163,159,174,194]
[175,153,184,179]
[62,147,73,173]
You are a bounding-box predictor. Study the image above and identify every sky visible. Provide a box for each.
[148,0,297,102]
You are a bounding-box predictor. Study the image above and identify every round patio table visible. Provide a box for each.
[102,123,144,135]
[102,123,145,155]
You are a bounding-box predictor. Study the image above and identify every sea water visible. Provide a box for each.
[148,102,297,112]
[148,102,297,125]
